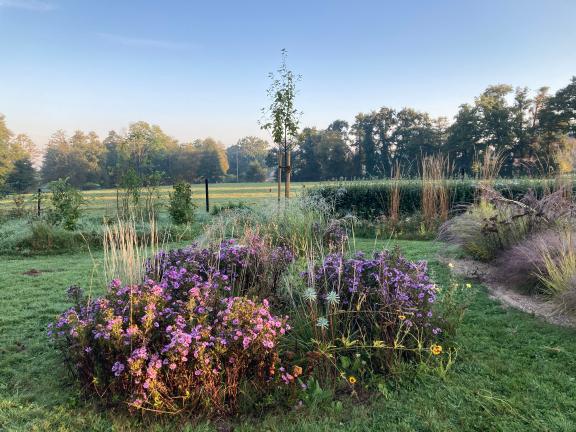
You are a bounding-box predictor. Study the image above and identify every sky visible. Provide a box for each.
[1,0,576,149]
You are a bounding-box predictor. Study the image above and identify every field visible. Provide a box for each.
[2,178,571,217]
[0,182,320,217]
[1,239,576,431]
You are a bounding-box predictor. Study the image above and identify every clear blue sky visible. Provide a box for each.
[1,0,575,149]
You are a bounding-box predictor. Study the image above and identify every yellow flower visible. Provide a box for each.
[348,376,357,385]
[465,283,472,288]
[293,365,303,377]
[448,262,454,269]
[430,344,443,356]
[399,314,406,320]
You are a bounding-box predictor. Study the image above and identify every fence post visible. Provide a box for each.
[37,188,42,217]
[205,178,209,213]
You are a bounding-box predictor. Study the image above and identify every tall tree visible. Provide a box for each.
[226,136,269,182]
[6,158,37,193]
[194,138,229,181]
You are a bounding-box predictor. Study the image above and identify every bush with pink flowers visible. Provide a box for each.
[49,237,293,415]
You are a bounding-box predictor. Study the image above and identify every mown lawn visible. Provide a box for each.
[1,239,575,431]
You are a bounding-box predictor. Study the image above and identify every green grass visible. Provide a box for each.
[1,239,576,431]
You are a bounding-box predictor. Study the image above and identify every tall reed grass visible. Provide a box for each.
[421,154,453,229]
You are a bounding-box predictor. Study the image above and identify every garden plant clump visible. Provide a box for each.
[49,235,294,415]
[48,218,463,418]
[289,248,450,386]
[441,184,576,311]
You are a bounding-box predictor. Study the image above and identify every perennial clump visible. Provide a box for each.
[301,249,442,373]
[49,237,294,415]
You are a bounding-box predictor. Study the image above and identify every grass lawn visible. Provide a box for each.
[1,239,575,431]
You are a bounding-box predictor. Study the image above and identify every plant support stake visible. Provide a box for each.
[37,188,42,217]
[205,178,209,213]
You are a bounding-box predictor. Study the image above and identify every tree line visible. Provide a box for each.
[1,76,574,193]
[291,77,575,180]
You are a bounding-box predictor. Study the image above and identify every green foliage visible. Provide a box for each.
[47,178,84,230]
[308,178,575,220]
[5,158,37,193]
[209,200,249,216]
[260,49,301,148]
[168,181,196,224]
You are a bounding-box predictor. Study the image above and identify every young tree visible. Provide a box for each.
[260,49,301,200]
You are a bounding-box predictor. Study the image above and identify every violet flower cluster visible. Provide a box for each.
[303,249,442,367]
[49,236,293,414]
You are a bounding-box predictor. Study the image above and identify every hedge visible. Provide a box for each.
[307,178,576,219]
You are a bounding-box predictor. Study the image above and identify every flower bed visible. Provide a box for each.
[49,233,460,417]
[49,238,293,414]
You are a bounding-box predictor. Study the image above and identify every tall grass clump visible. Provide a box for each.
[421,154,453,230]
[536,230,576,309]
[389,161,402,224]
[439,187,573,261]
[103,217,159,286]
[200,194,341,257]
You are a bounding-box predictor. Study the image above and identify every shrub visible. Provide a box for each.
[47,178,84,230]
[210,201,250,216]
[308,178,576,220]
[168,181,196,224]
[50,236,294,415]
[151,234,295,300]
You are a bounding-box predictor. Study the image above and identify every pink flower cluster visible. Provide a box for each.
[49,237,292,415]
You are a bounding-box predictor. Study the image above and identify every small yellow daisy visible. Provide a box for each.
[430,344,443,356]
[348,376,357,385]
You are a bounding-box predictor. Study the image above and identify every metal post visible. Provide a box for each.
[204,178,209,213]
[37,188,41,217]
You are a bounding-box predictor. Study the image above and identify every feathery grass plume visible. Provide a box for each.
[536,229,576,309]
[421,154,453,230]
[103,215,159,286]
[389,160,402,225]
[474,147,504,185]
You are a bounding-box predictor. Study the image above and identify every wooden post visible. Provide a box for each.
[37,188,41,217]
[277,151,283,203]
[204,178,209,213]
[285,149,291,199]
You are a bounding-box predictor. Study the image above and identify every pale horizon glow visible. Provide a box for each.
[1,0,575,150]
